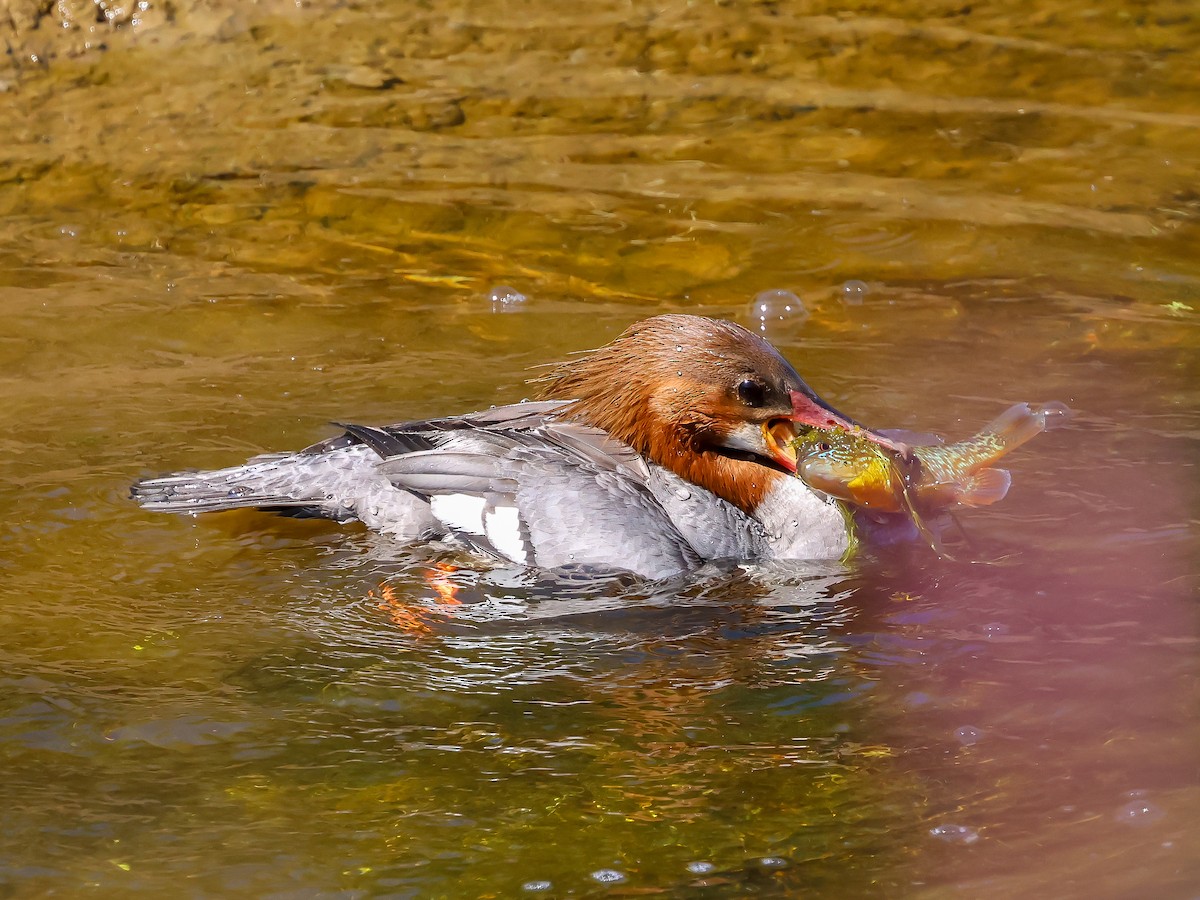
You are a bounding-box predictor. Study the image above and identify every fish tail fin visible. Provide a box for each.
[952,467,1012,508]
[984,401,1073,453]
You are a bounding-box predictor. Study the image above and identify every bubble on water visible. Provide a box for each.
[748,289,806,333]
[981,621,1010,639]
[1115,798,1166,827]
[929,824,980,845]
[488,285,527,313]
[521,880,553,892]
[840,279,869,305]
[757,857,789,868]
[591,869,625,884]
[59,224,81,238]
[686,861,715,874]
[954,725,984,746]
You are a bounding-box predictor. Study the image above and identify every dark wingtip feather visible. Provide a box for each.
[332,422,434,459]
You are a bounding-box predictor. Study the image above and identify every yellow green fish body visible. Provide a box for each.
[792,402,1071,516]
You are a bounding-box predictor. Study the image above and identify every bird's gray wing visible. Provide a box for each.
[299,400,575,455]
[379,427,702,579]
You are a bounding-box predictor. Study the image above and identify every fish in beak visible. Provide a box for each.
[763,388,910,473]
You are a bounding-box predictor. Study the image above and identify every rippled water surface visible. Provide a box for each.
[1,0,1197,896]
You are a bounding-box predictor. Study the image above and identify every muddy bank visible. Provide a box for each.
[1,0,319,69]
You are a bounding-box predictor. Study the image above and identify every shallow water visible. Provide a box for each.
[1,0,1198,896]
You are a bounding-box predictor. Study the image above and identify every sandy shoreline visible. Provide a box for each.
[2,0,318,69]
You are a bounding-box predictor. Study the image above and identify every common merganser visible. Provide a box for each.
[133,314,896,579]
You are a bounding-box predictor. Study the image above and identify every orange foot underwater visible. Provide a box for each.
[370,564,463,635]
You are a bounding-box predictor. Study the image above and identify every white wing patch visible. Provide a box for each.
[430,494,530,566]
[431,494,486,535]
[484,505,529,565]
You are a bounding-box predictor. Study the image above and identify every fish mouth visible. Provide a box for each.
[787,389,911,458]
[763,418,800,473]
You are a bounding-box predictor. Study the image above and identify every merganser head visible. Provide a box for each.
[538,314,895,513]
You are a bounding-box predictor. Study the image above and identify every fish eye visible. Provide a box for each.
[736,379,767,408]
[815,441,831,452]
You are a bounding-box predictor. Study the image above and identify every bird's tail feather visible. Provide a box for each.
[131,453,352,519]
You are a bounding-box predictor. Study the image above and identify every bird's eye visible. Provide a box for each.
[737,379,767,407]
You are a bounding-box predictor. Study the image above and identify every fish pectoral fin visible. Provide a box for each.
[953,467,1012,507]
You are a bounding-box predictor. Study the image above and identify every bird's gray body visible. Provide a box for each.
[133,401,845,579]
